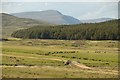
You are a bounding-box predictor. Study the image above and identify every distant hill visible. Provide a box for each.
[12,19,119,40]
[81,18,114,23]
[12,10,81,25]
[2,13,50,27]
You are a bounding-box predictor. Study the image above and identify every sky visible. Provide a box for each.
[1,1,119,20]
[1,0,120,2]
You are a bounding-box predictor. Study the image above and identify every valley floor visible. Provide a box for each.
[1,39,119,78]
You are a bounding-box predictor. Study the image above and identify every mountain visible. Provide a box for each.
[11,10,81,25]
[81,18,114,23]
[2,13,49,27]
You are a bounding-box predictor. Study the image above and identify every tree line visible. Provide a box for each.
[11,19,119,40]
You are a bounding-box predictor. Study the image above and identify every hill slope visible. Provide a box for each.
[2,13,50,27]
[12,10,81,25]
[2,13,51,38]
[11,19,119,40]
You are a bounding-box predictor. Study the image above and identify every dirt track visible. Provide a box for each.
[69,61,118,75]
[70,61,92,70]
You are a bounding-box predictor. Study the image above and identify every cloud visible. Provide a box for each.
[2,2,23,6]
[2,0,119,2]
[2,3,24,13]
[81,3,118,19]
[82,6,106,19]
[44,3,48,6]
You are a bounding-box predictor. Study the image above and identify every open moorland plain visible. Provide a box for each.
[1,38,119,78]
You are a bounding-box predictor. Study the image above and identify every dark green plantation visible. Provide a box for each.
[12,19,119,40]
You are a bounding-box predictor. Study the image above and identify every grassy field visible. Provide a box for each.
[1,38,119,78]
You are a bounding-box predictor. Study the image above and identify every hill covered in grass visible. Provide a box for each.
[11,19,119,40]
[12,10,81,25]
[2,13,50,27]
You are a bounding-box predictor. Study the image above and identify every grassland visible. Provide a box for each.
[1,39,119,78]
[2,26,25,38]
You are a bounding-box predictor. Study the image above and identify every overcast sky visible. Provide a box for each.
[1,0,119,2]
[1,1,119,20]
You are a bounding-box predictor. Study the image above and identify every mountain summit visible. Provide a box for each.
[12,10,81,25]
